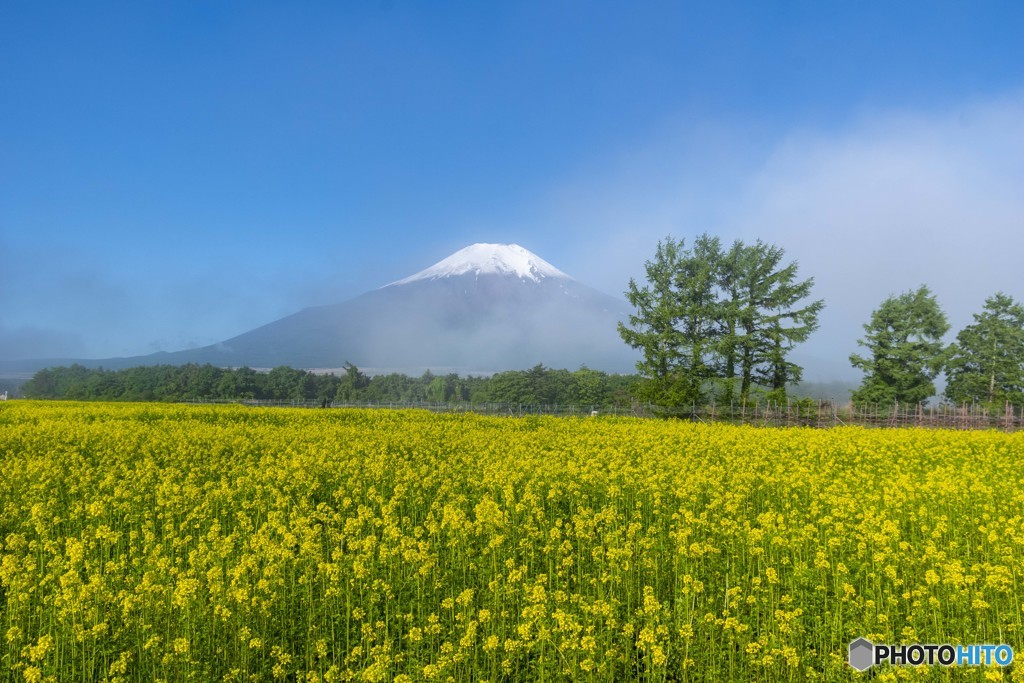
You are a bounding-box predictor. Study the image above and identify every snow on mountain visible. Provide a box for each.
[387,243,571,286]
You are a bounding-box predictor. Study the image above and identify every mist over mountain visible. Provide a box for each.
[1,244,639,376]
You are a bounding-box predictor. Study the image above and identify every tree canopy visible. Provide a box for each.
[20,363,637,408]
[945,292,1024,407]
[619,234,822,407]
[850,285,950,404]
[718,239,823,403]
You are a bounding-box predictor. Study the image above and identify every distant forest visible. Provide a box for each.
[19,363,639,407]
[15,363,856,407]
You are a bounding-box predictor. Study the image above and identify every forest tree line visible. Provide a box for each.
[19,363,638,407]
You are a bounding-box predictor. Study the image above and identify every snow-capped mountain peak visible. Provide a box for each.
[388,243,572,286]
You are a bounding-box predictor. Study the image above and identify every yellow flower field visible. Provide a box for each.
[1,402,1023,682]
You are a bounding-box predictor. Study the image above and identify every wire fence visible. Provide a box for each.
[645,400,1024,431]
[182,398,633,417]
[180,397,1024,431]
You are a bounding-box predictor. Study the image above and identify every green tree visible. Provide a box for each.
[22,368,57,398]
[489,368,536,404]
[850,285,950,404]
[312,373,341,402]
[618,237,686,404]
[676,235,724,402]
[618,235,722,406]
[718,240,823,402]
[363,373,417,403]
[620,234,821,407]
[464,375,491,404]
[265,366,309,400]
[426,374,464,403]
[716,242,746,402]
[572,366,607,407]
[216,367,260,399]
[945,293,1024,408]
[335,362,370,402]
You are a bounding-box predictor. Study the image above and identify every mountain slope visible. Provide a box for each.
[2,244,639,374]
[171,244,634,372]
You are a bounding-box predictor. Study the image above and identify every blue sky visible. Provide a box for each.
[2,2,1023,378]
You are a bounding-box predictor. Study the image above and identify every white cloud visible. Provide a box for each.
[730,95,1024,377]
[541,92,1024,380]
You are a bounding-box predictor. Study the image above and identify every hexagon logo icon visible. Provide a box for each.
[848,638,875,671]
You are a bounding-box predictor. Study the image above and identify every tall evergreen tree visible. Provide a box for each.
[850,285,950,404]
[618,237,688,405]
[620,234,820,407]
[716,241,746,403]
[719,240,823,401]
[335,362,370,401]
[945,293,1024,407]
[675,234,725,402]
[618,235,722,406]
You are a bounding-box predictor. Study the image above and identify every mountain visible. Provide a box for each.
[2,244,639,375]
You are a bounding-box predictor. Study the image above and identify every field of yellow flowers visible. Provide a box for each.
[1,401,1023,682]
